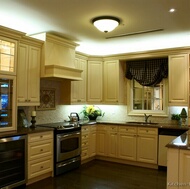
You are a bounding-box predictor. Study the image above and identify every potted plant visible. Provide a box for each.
[81,105,105,121]
[180,108,187,126]
[171,114,181,125]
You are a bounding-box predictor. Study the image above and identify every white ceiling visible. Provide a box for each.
[1,0,190,56]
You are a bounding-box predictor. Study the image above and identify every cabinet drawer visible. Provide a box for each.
[81,140,89,149]
[138,127,158,135]
[28,140,53,160]
[28,131,53,142]
[28,156,53,179]
[82,126,89,133]
[90,125,97,132]
[108,125,118,132]
[81,149,89,160]
[96,125,107,131]
[82,133,89,140]
[119,126,137,134]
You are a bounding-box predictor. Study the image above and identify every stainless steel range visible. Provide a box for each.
[38,122,81,176]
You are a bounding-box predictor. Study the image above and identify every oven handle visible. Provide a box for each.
[57,157,80,168]
[58,132,81,139]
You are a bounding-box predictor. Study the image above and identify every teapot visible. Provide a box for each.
[69,112,80,122]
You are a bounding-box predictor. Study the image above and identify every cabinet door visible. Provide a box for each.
[17,43,41,106]
[96,131,107,156]
[87,60,103,102]
[179,150,190,189]
[0,37,17,75]
[118,133,136,161]
[104,60,119,103]
[27,46,41,104]
[71,58,87,103]
[17,43,28,103]
[137,134,158,164]
[169,54,188,106]
[108,132,118,157]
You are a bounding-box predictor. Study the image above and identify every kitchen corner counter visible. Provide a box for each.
[166,130,190,150]
[0,126,54,138]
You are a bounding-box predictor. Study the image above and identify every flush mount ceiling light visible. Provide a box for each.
[92,16,120,33]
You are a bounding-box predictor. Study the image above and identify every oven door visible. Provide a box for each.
[56,131,81,162]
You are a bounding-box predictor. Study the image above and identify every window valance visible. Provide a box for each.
[126,58,168,86]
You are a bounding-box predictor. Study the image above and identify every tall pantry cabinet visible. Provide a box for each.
[17,36,43,106]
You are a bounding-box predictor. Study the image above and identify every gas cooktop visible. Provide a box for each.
[38,121,80,130]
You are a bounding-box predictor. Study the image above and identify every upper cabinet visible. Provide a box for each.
[17,36,43,106]
[71,55,87,103]
[168,54,189,106]
[103,60,127,104]
[0,37,17,75]
[0,26,25,76]
[87,60,103,103]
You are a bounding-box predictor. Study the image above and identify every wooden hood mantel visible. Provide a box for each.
[35,33,83,81]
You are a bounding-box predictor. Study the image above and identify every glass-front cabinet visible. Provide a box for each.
[0,37,17,75]
[0,75,16,131]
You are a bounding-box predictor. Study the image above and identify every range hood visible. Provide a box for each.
[33,33,83,81]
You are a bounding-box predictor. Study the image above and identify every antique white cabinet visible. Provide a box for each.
[71,56,87,103]
[27,131,53,184]
[87,60,103,103]
[103,60,126,104]
[169,54,189,106]
[17,36,42,106]
[118,126,137,161]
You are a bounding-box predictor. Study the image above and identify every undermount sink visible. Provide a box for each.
[126,121,159,125]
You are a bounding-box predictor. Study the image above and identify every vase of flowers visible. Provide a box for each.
[81,105,104,121]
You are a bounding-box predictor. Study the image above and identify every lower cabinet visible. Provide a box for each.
[81,125,96,161]
[167,148,190,189]
[27,131,53,184]
[118,126,137,161]
[82,124,158,166]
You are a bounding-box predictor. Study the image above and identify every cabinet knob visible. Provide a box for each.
[40,166,44,169]
[40,149,43,152]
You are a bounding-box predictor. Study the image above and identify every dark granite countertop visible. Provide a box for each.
[166,131,190,150]
[81,120,189,131]
[0,126,54,138]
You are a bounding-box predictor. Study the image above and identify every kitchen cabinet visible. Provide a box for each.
[27,131,53,184]
[118,126,137,161]
[169,54,189,106]
[17,36,42,106]
[81,125,96,162]
[81,126,90,161]
[167,148,190,189]
[107,125,119,158]
[103,60,127,104]
[0,37,17,75]
[71,56,87,103]
[87,60,103,103]
[96,125,108,156]
[179,149,190,189]
[118,126,158,164]
[137,127,158,164]
[89,125,97,157]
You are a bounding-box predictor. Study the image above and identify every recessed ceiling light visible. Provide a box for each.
[169,8,176,13]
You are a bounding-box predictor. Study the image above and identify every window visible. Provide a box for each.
[127,78,168,116]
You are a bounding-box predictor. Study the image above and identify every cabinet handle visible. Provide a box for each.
[40,166,44,169]
[40,149,43,152]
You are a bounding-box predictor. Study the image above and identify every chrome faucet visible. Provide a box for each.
[144,114,152,123]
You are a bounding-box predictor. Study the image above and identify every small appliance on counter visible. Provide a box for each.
[69,112,80,122]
